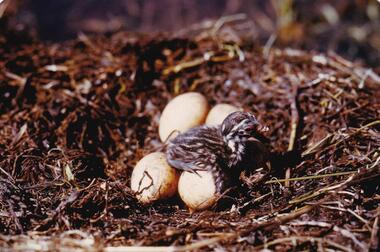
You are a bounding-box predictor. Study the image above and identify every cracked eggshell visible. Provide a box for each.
[159,92,209,142]
[131,152,179,204]
[205,103,241,126]
[178,170,218,211]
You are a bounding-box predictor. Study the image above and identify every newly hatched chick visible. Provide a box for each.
[167,111,269,194]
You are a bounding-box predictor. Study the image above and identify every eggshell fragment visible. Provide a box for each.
[131,152,179,204]
[205,103,241,126]
[178,170,218,211]
[159,92,209,142]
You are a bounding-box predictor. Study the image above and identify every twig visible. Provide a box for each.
[302,73,330,89]
[106,205,316,252]
[333,226,367,250]
[4,71,27,86]
[162,56,206,75]
[0,166,16,184]
[211,13,247,36]
[104,246,175,252]
[7,200,23,233]
[265,170,357,184]
[345,209,371,231]
[370,217,379,251]
[302,133,333,157]
[358,68,371,89]
[289,173,355,204]
[104,235,233,252]
[321,204,372,231]
[302,120,380,157]
[263,34,277,59]
[361,68,380,83]
[162,47,240,75]
[285,83,300,187]
[290,220,332,228]
[254,236,353,252]
[290,155,380,205]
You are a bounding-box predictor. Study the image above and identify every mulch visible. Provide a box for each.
[0,17,379,251]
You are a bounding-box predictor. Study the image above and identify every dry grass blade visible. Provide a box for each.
[256,236,354,252]
[265,170,357,184]
[370,217,379,250]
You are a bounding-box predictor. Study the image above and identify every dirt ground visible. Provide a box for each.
[0,1,380,251]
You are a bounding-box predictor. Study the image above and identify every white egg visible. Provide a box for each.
[159,92,209,142]
[131,152,179,204]
[178,170,218,212]
[205,103,241,126]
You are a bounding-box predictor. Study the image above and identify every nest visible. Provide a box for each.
[0,17,379,251]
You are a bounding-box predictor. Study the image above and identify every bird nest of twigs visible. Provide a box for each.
[0,17,379,251]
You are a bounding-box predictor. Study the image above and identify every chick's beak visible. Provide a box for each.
[257,124,269,134]
[247,136,260,142]
[247,122,269,143]
[247,119,268,134]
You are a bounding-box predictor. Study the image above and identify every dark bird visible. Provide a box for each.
[166,111,269,193]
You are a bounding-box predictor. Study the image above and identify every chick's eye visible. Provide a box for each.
[238,130,249,136]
